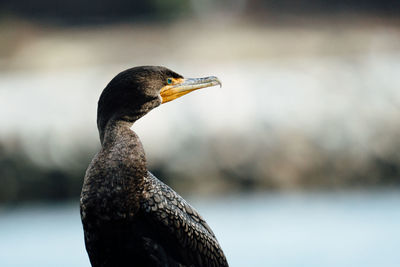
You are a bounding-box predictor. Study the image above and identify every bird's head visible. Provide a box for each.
[97,66,221,139]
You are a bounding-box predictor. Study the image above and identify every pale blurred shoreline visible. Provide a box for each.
[1,16,400,203]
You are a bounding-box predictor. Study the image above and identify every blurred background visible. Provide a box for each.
[1,1,400,266]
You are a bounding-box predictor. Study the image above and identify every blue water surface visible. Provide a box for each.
[0,191,399,267]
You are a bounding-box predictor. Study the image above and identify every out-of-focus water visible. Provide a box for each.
[0,191,399,267]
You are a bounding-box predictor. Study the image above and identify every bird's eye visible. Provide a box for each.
[167,78,173,84]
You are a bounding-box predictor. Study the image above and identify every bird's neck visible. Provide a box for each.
[100,119,144,152]
[100,118,148,176]
[100,119,131,146]
[97,100,161,145]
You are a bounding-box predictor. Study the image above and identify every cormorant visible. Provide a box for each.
[80,66,228,267]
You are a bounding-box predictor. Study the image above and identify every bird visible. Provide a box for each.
[80,66,228,267]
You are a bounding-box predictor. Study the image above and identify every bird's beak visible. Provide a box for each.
[160,76,222,104]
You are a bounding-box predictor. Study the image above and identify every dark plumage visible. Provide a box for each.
[80,66,227,267]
